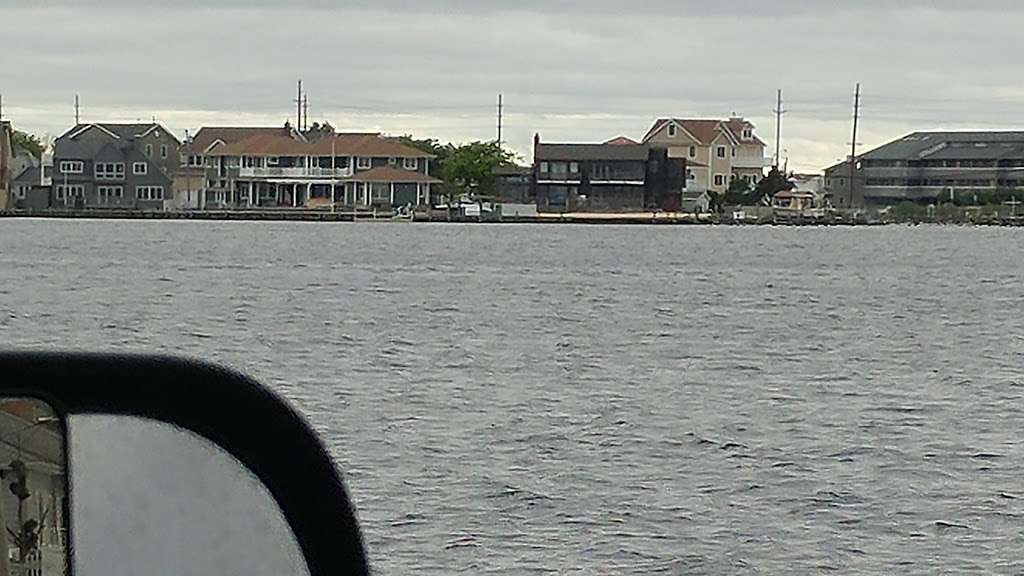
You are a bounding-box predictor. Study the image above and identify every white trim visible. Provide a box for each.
[715,123,740,146]
[137,124,163,139]
[537,179,582,185]
[356,157,372,170]
[94,162,125,180]
[589,180,645,186]
[59,161,83,174]
[203,139,226,154]
[403,157,418,170]
[68,124,120,140]
[136,185,165,200]
[132,162,148,175]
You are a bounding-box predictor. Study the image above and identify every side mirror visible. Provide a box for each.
[0,352,369,576]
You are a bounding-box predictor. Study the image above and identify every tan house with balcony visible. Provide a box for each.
[185,124,438,209]
[642,116,770,195]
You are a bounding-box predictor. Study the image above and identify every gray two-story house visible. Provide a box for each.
[52,123,181,210]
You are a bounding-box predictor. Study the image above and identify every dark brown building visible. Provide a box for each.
[531,134,687,212]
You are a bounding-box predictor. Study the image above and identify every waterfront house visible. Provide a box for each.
[493,165,532,203]
[0,120,13,210]
[186,123,438,209]
[642,116,770,195]
[824,131,1024,207]
[531,134,687,212]
[52,122,181,210]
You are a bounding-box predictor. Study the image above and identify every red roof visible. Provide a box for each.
[604,136,639,146]
[209,132,433,159]
[345,166,441,184]
[643,118,765,146]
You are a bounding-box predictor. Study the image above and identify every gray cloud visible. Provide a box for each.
[2,1,1023,171]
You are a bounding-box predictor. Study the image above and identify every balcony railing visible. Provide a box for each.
[238,167,353,179]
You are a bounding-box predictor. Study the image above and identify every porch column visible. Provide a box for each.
[389,183,395,206]
[292,184,297,207]
[306,182,312,207]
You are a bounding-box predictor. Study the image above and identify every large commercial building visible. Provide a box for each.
[825,131,1024,207]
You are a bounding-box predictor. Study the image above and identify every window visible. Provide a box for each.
[403,158,418,170]
[145,144,153,158]
[569,162,579,174]
[136,186,164,200]
[742,128,753,139]
[689,146,696,158]
[60,161,84,174]
[714,174,727,187]
[540,162,549,173]
[668,124,677,138]
[716,146,727,158]
[356,157,372,170]
[95,162,125,180]
[388,157,397,165]
[160,145,168,159]
[133,162,148,175]
[267,157,280,166]
[97,186,124,203]
[55,185,84,199]
[731,147,737,157]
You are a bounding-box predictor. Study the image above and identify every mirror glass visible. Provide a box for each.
[0,398,67,576]
[67,414,309,576]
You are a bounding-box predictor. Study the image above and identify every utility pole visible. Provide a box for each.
[295,80,302,130]
[773,89,785,170]
[302,95,309,132]
[74,94,80,125]
[849,82,861,208]
[497,93,504,145]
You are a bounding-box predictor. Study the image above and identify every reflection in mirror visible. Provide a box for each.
[67,415,309,576]
[0,399,67,576]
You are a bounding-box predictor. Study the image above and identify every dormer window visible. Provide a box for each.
[742,127,753,140]
[668,124,677,138]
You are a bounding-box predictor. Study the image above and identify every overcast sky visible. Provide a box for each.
[3,1,1023,171]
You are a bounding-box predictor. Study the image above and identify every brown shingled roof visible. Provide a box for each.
[187,126,286,154]
[344,166,441,184]
[207,132,433,159]
[643,118,764,146]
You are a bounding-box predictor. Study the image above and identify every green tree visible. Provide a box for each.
[751,167,793,204]
[12,131,44,160]
[437,141,516,200]
[724,177,752,205]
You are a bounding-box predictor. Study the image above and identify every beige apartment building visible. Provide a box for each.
[642,116,770,195]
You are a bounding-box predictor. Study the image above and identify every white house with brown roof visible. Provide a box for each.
[642,116,770,195]
[185,124,438,209]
